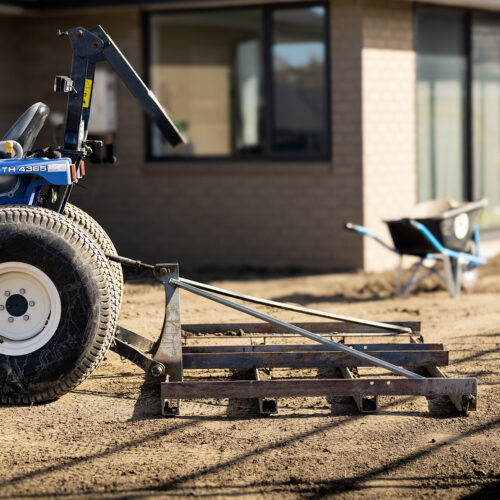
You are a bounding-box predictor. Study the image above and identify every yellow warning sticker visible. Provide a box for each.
[83,79,93,108]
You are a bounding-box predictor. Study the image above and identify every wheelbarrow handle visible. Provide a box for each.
[344,222,360,232]
[344,222,400,255]
[344,222,375,238]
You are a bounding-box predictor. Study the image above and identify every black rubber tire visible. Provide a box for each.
[62,203,123,308]
[0,205,118,403]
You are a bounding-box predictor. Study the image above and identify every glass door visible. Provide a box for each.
[472,14,500,228]
[416,11,467,202]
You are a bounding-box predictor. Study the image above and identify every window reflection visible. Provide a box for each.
[150,10,263,157]
[416,11,467,202]
[272,7,327,153]
[473,15,500,228]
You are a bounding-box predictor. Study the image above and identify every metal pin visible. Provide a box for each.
[23,315,29,321]
[8,317,14,323]
[4,291,10,297]
[19,289,25,294]
[29,301,35,307]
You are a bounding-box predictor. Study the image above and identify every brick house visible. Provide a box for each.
[0,0,499,272]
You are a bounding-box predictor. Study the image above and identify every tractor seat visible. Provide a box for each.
[2,102,50,153]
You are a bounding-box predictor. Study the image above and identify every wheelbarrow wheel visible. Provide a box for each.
[457,240,479,291]
[0,205,118,403]
[62,203,123,308]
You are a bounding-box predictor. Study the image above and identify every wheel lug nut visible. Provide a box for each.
[4,291,10,297]
[23,315,29,321]
[29,301,35,307]
[19,289,25,294]
[0,305,4,311]
[8,317,14,323]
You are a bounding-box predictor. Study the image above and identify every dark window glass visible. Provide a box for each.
[272,6,327,154]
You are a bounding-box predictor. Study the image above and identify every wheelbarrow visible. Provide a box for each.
[345,198,488,297]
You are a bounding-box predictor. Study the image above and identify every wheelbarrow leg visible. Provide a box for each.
[454,257,463,297]
[403,260,423,296]
[395,255,404,295]
[443,256,460,297]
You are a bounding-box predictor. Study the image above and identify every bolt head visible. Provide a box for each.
[23,315,29,321]
[19,288,25,294]
[150,364,165,377]
[4,291,10,297]
[29,301,35,307]
[8,317,14,323]
[0,305,4,311]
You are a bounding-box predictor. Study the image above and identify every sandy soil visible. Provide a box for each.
[1,257,499,499]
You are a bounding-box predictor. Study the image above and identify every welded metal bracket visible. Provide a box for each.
[152,263,183,416]
[110,338,165,378]
[339,367,378,413]
[254,368,278,415]
[426,365,477,412]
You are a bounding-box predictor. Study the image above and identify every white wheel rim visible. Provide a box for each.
[0,262,61,355]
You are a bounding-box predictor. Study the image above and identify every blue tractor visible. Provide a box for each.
[0,26,184,403]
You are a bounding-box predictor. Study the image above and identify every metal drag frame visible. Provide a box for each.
[108,258,477,417]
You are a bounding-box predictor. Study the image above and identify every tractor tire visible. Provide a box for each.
[0,205,118,403]
[62,203,124,308]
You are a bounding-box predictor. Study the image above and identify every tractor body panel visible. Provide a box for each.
[0,158,74,205]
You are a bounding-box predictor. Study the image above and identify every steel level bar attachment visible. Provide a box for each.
[177,278,412,334]
[171,279,423,379]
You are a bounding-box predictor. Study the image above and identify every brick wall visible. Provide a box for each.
[361,0,417,270]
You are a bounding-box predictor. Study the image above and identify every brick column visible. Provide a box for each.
[361,0,417,271]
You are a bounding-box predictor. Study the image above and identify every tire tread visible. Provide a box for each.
[0,205,118,404]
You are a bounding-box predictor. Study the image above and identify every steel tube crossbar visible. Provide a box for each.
[171,279,423,379]
[182,351,447,370]
[177,278,412,334]
[161,378,476,399]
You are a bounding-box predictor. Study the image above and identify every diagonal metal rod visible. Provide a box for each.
[171,279,423,379]
[177,277,412,334]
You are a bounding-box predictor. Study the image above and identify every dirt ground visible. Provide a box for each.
[1,256,499,499]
